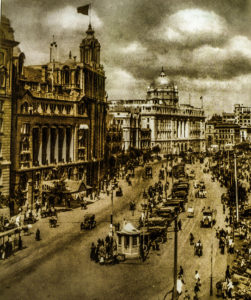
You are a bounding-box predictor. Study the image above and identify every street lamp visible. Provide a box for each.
[172,208,179,300]
[210,241,213,296]
[234,153,239,223]
[110,184,115,236]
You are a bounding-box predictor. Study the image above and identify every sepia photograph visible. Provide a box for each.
[0,0,250,299]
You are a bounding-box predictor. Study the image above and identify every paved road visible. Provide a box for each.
[0,159,228,300]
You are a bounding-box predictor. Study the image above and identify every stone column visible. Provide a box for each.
[62,127,66,162]
[70,127,74,162]
[38,127,42,166]
[46,127,51,164]
[55,127,59,163]
[186,121,189,138]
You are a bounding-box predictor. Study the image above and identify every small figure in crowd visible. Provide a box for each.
[35,228,41,241]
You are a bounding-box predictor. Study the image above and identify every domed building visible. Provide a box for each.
[141,68,206,154]
[109,68,206,154]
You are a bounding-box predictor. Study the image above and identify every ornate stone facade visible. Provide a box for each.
[0,16,19,196]
[10,24,107,206]
[109,69,206,154]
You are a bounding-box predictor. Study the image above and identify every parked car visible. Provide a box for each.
[80,214,96,230]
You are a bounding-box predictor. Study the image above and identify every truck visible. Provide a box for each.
[200,209,216,228]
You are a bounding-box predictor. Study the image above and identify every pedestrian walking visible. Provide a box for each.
[227,279,233,298]
[177,276,183,296]
[183,290,191,299]
[225,265,231,280]
[190,233,194,245]
[179,265,184,277]
[18,235,23,250]
[193,282,200,299]
[195,271,200,283]
[90,242,96,261]
[35,228,41,241]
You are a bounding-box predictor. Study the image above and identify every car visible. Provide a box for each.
[200,209,216,227]
[199,181,206,189]
[80,214,96,230]
[187,207,194,218]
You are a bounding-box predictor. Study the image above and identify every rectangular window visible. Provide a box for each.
[0,169,2,185]
[132,236,137,246]
[124,236,130,248]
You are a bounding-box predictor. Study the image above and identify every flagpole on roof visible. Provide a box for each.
[0,0,2,23]
[89,3,92,26]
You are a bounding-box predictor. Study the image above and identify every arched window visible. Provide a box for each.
[75,67,80,85]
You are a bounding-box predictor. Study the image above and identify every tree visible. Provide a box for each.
[11,187,26,208]
[228,183,247,207]
[0,192,9,208]
[209,114,222,122]
[152,145,161,154]
[46,179,68,206]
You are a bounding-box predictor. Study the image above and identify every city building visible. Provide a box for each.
[108,107,141,151]
[240,127,251,143]
[234,104,251,128]
[0,16,19,196]
[214,123,240,150]
[222,112,235,124]
[109,68,206,154]
[10,24,107,207]
[205,121,217,149]
[105,113,123,174]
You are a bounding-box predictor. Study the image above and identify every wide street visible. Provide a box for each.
[0,159,229,300]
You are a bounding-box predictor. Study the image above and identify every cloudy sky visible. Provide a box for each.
[3,0,251,115]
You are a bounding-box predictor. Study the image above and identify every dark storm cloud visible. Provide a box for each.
[3,0,251,109]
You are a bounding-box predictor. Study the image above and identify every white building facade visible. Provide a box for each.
[109,69,206,154]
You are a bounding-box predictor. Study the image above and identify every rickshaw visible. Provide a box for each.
[129,200,136,211]
[116,186,123,197]
[194,241,203,256]
[144,166,152,179]
[49,216,57,228]
[80,214,96,230]
[148,226,167,244]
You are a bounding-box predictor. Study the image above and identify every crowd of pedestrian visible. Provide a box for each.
[90,235,118,265]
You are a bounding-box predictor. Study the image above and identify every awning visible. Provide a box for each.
[79,124,89,130]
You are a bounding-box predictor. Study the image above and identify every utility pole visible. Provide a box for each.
[110,187,114,236]
[234,153,239,223]
[173,216,178,300]
[210,242,213,296]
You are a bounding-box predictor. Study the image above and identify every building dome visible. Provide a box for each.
[156,67,169,86]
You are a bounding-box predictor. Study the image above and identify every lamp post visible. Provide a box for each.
[210,242,213,296]
[110,185,114,236]
[172,214,178,300]
[234,153,239,223]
